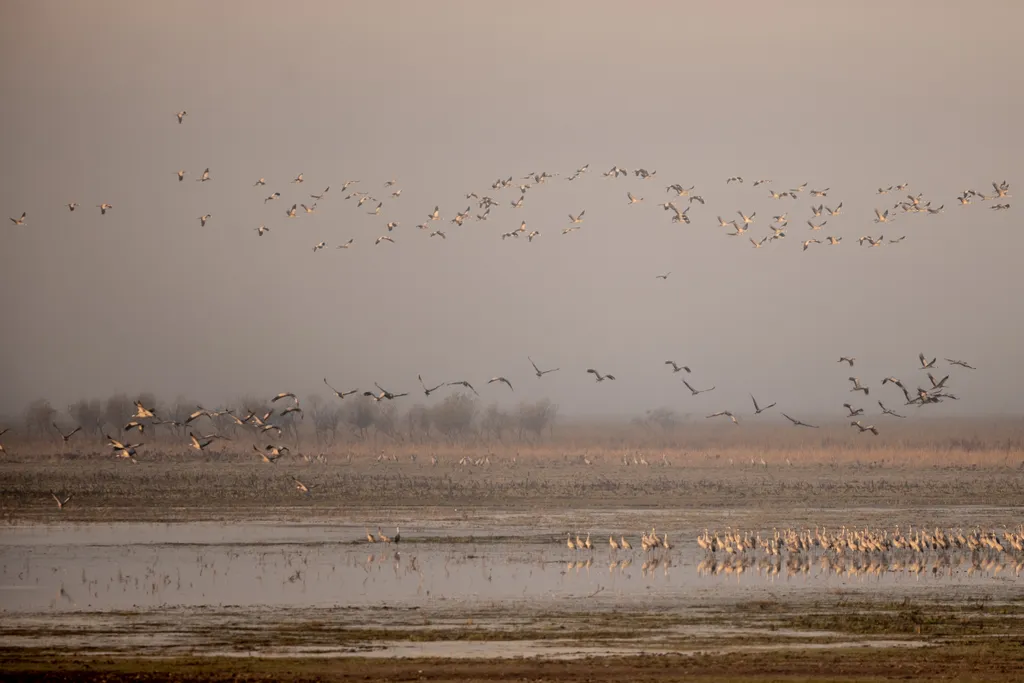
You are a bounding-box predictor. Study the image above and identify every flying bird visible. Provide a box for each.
[782,413,818,428]
[682,380,714,396]
[446,380,479,396]
[878,401,906,418]
[945,358,976,370]
[312,241,326,252]
[655,272,671,280]
[418,374,444,396]
[848,377,870,395]
[850,421,879,435]
[750,395,776,414]
[197,168,210,182]
[323,377,358,399]
[626,192,643,204]
[488,377,514,391]
[291,173,304,184]
[255,225,270,236]
[706,411,738,424]
[176,111,187,123]
[52,423,82,444]
[189,432,214,451]
[586,369,616,382]
[918,353,937,369]
[529,357,559,377]
[197,214,211,226]
[375,235,395,245]
[838,357,855,367]
[843,403,864,417]
[51,491,73,510]
[664,361,691,374]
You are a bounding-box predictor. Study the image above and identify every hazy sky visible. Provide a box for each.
[0,1,1021,418]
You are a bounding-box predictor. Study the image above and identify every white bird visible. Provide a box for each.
[569,210,585,224]
[428,206,441,221]
[802,239,821,251]
[827,203,843,216]
[737,211,755,225]
[874,208,892,223]
[807,219,827,231]
[301,203,316,214]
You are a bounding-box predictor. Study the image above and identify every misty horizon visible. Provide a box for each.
[1,1,1021,422]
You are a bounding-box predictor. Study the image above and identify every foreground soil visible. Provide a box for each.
[4,639,1024,682]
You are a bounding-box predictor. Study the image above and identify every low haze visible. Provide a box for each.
[0,0,1020,417]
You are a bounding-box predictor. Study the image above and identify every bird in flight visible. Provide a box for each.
[272,392,297,403]
[750,395,776,414]
[418,374,444,396]
[706,411,738,424]
[878,401,906,418]
[529,357,559,377]
[850,421,879,435]
[946,358,976,370]
[488,377,514,391]
[446,380,479,396]
[323,377,358,399]
[375,235,395,245]
[843,403,864,417]
[189,432,215,451]
[291,173,304,184]
[586,369,616,382]
[197,168,210,182]
[655,272,671,280]
[848,377,870,395]
[255,225,270,236]
[310,187,330,200]
[264,192,280,203]
[51,491,73,510]
[664,361,691,374]
[838,357,855,367]
[176,111,187,124]
[312,241,326,252]
[336,238,354,249]
[918,353,937,369]
[177,170,186,182]
[430,230,446,239]
[782,413,818,428]
[626,192,643,204]
[291,477,311,495]
[568,210,585,224]
[802,239,821,251]
[253,178,266,186]
[682,380,714,396]
[10,212,26,225]
[53,423,82,445]
[197,214,211,226]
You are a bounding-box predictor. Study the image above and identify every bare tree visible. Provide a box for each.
[480,403,511,442]
[24,399,56,437]
[308,394,341,446]
[68,398,104,437]
[518,399,558,440]
[406,403,433,442]
[431,393,477,441]
[103,393,133,434]
[343,396,377,440]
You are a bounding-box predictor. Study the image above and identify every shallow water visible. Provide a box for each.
[1,516,1021,614]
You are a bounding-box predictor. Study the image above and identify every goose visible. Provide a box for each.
[291,173,304,184]
[133,400,156,419]
[488,376,514,391]
[717,216,739,229]
[726,176,744,184]
[927,372,950,390]
[626,192,643,204]
[991,203,1011,210]
[341,180,360,191]
[429,230,446,239]
[810,204,824,217]
[255,225,270,236]
[389,188,402,199]
[312,241,327,252]
[418,374,444,396]
[529,357,559,377]
[810,188,830,197]
[196,168,210,182]
[272,392,297,404]
[253,178,266,186]
[752,179,772,186]
[52,423,82,444]
[802,239,821,251]
[428,206,441,221]
[750,236,767,248]
[838,357,855,366]
[510,195,524,208]
[386,221,399,231]
[848,377,870,395]
[877,186,892,194]
[844,403,864,417]
[292,477,311,494]
[51,491,73,510]
[807,219,827,231]
[367,202,383,215]
[586,369,616,382]
[97,203,113,214]
[750,394,776,414]
[177,170,186,182]
[664,361,691,374]
[727,225,748,236]
[850,421,879,435]
[927,204,945,214]
[124,421,145,434]
[773,213,789,225]
[689,195,706,204]
[826,236,842,245]
[176,110,187,123]
[878,401,906,418]
[527,230,541,242]
[300,203,316,214]
[827,203,843,216]
[918,353,937,369]
[882,377,906,390]
[285,204,298,218]
[683,380,714,396]
[782,413,818,428]
[446,380,479,396]
[874,208,892,223]
[189,432,214,451]
[568,210,585,223]
[706,411,738,424]
[655,272,671,279]
[323,377,358,399]
[373,383,407,400]
[945,358,976,370]
[737,210,756,225]
[197,214,211,226]
[375,235,395,245]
